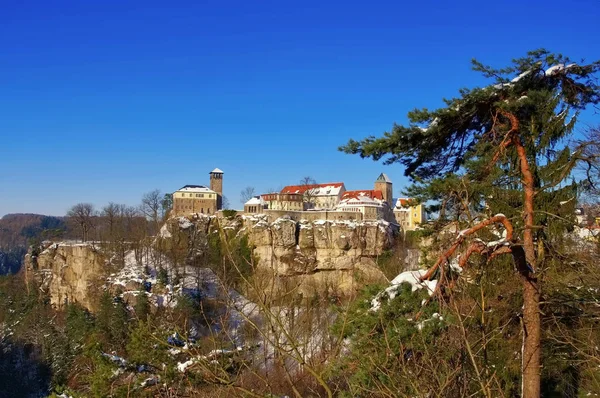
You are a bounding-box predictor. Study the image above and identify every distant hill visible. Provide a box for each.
[0,213,67,274]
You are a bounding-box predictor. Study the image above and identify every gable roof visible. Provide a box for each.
[341,190,383,201]
[375,173,392,183]
[395,198,420,209]
[244,196,265,206]
[176,185,216,194]
[280,182,345,196]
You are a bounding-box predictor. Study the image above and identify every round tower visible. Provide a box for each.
[209,168,224,209]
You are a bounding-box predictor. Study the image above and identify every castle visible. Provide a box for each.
[173,168,426,229]
[171,168,223,216]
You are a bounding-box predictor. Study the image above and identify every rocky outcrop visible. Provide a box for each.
[246,216,394,273]
[159,214,398,294]
[25,215,402,311]
[24,242,106,311]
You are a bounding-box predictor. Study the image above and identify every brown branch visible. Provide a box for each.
[420,214,513,281]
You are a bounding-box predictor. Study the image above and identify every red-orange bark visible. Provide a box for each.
[511,123,541,398]
[420,214,513,281]
[420,110,541,397]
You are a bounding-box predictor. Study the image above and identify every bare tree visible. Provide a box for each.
[578,126,600,201]
[300,176,318,209]
[141,189,162,233]
[222,195,230,210]
[240,186,256,205]
[299,176,317,186]
[67,203,96,242]
[100,202,121,241]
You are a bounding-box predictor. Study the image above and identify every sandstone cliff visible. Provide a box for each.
[24,242,106,311]
[159,214,399,295]
[25,214,406,311]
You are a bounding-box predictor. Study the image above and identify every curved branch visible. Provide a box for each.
[420,214,513,281]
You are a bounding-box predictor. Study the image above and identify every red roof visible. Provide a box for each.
[397,198,409,207]
[281,182,344,195]
[341,190,383,201]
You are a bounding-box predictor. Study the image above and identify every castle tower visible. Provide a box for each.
[374,173,393,206]
[209,168,224,209]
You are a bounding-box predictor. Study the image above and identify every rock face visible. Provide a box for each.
[25,242,106,311]
[25,215,402,311]
[160,214,398,294]
[247,216,396,294]
[247,217,393,272]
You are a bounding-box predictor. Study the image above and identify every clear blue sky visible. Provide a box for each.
[2,0,599,216]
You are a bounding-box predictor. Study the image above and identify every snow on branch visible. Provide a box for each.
[420,214,513,283]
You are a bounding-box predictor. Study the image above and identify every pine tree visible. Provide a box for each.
[340,49,600,397]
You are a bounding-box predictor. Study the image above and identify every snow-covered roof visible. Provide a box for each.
[210,168,224,174]
[342,190,383,201]
[337,194,383,208]
[375,173,392,183]
[394,198,416,209]
[281,182,345,196]
[244,196,264,206]
[176,185,216,194]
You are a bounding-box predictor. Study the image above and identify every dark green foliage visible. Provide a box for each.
[66,303,95,344]
[333,284,449,396]
[207,229,254,289]
[126,320,168,367]
[134,291,151,321]
[162,193,173,218]
[222,209,237,218]
[157,266,169,286]
[174,293,217,328]
[96,292,130,349]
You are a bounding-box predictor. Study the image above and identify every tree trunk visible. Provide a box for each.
[521,274,541,398]
[512,127,541,398]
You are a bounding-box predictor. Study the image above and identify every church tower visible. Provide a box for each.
[209,168,224,209]
[374,173,393,206]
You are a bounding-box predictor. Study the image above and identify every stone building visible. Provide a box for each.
[280,182,346,210]
[209,168,224,210]
[394,198,426,230]
[261,192,304,211]
[374,173,393,206]
[244,196,267,214]
[172,185,218,216]
[171,168,224,216]
[335,190,386,220]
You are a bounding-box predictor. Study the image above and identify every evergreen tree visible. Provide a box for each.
[96,291,129,349]
[340,49,600,397]
[134,291,151,321]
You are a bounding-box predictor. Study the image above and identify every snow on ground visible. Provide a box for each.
[108,251,158,288]
[102,352,127,367]
[158,223,172,238]
[177,217,194,229]
[39,240,101,255]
